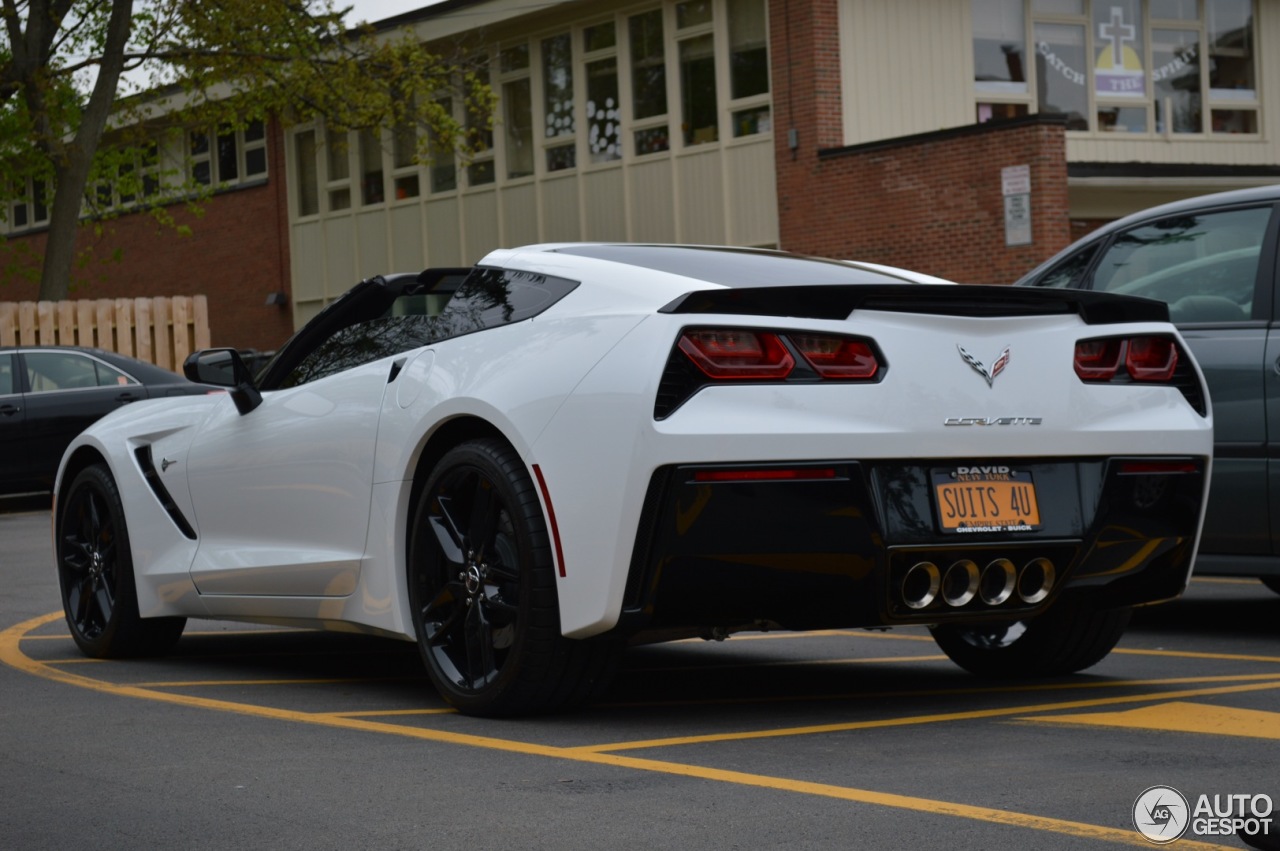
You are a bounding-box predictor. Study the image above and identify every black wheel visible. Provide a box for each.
[57,464,186,658]
[930,601,1131,678]
[1261,577,1280,596]
[408,439,618,716]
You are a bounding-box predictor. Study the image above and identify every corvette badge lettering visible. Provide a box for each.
[958,344,1010,387]
[944,417,1042,426]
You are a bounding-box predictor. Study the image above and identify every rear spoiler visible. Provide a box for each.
[658,284,1169,325]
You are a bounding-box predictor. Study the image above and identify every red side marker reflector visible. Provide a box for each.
[693,468,838,482]
[1118,461,1199,475]
[531,464,567,578]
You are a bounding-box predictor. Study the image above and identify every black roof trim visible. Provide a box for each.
[1069,162,1280,180]
[660,284,1170,325]
[818,114,1069,160]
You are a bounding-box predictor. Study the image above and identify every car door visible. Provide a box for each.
[0,352,29,490]
[18,349,148,489]
[182,312,428,599]
[1033,203,1278,557]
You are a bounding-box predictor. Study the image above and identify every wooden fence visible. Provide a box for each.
[0,296,211,373]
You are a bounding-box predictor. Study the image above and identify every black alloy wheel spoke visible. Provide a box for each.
[463,598,496,686]
[62,532,91,571]
[69,579,93,627]
[86,492,103,540]
[422,584,465,643]
[93,583,114,625]
[466,476,497,562]
[429,496,467,566]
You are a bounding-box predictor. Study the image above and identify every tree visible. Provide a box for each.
[0,0,492,301]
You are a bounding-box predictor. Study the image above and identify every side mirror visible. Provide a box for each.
[183,348,262,415]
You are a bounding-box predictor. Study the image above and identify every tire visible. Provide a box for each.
[930,601,1131,678]
[56,464,186,658]
[407,439,618,716]
[1261,577,1280,596]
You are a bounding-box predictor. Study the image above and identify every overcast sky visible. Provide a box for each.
[344,0,438,26]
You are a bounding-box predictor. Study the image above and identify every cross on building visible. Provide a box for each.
[1098,5,1136,66]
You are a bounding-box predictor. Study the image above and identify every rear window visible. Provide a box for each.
[279,269,578,387]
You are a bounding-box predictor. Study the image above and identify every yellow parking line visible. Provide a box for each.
[0,611,1246,850]
[1115,647,1280,664]
[1025,701,1280,740]
[580,676,1280,752]
[133,677,419,688]
[627,654,950,673]
[323,708,457,718]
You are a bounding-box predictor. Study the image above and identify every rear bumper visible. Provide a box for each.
[611,456,1207,639]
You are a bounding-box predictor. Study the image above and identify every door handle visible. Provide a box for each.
[0,403,20,416]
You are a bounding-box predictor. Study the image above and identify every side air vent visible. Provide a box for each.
[135,446,197,540]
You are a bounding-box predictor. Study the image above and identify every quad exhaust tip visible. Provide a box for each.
[901,557,1055,611]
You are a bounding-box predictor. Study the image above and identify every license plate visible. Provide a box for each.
[932,467,1041,533]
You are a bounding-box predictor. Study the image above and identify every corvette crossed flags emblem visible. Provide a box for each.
[957,345,1010,387]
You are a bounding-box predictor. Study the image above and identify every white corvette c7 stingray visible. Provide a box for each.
[54,244,1212,715]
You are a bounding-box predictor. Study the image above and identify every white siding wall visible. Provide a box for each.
[839,0,975,145]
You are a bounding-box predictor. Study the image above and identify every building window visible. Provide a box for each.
[585,21,622,162]
[429,97,458,193]
[89,140,161,212]
[542,33,576,171]
[325,127,352,211]
[974,0,1027,92]
[391,117,420,200]
[629,9,669,155]
[675,1,719,147]
[727,0,770,137]
[295,130,319,216]
[678,33,718,146]
[4,177,50,232]
[359,128,385,205]
[466,80,496,187]
[973,0,1258,135]
[190,121,268,187]
[502,45,535,179]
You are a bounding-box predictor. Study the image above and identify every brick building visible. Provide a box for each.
[4,0,1278,351]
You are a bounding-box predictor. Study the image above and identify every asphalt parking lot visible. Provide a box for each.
[2,493,1277,850]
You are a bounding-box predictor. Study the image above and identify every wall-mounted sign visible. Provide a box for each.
[1002,164,1031,246]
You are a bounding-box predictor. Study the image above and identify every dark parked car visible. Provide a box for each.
[1017,185,1280,594]
[0,346,216,495]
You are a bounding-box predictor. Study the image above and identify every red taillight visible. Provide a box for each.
[1074,339,1123,381]
[678,330,795,379]
[1125,336,1178,381]
[791,333,879,379]
[1075,336,1178,382]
